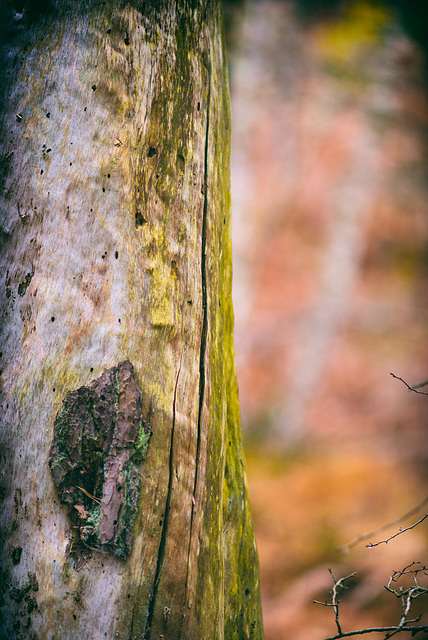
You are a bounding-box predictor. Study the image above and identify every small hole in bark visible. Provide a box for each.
[113,520,117,525]
[135,211,146,227]
[107,174,110,178]
[176,154,185,174]
[70,162,72,166]
[124,35,130,46]
[46,112,50,118]
[187,300,192,306]
[107,28,111,34]
[245,588,250,596]
[118,318,121,323]
[73,614,77,620]
[100,395,105,401]
[92,85,97,91]
[53,388,55,392]
[102,188,105,193]
[147,147,156,158]
[115,251,118,259]
[51,317,55,322]
[90,368,94,372]
[40,170,43,175]
[197,102,200,111]
[127,594,131,599]
[84,107,87,111]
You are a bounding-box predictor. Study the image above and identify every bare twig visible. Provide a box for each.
[331,570,355,635]
[339,496,428,553]
[314,570,356,637]
[366,514,428,548]
[389,562,428,583]
[390,373,428,396]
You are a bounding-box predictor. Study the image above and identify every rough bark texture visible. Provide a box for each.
[0,1,263,639]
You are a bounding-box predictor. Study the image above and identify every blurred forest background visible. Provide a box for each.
[224,1,428,638]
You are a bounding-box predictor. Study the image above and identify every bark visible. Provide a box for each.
[0,1,263,639]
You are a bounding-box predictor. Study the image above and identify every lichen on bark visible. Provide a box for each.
[49,360,151,559]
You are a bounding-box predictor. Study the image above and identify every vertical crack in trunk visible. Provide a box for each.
[180,60,212,635]
[194,59,212,527]
[144,363,181,640]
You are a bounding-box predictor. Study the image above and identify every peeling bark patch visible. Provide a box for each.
[49,361,152,559]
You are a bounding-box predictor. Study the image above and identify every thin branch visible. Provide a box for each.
[330,570,356,635]
[390,373,428,396]
[339,497,428,553]
[412,379,428,390]
[323,625,428,640]
[366,514,428,548]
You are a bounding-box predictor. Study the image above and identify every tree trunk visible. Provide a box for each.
[0,1,263,639]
